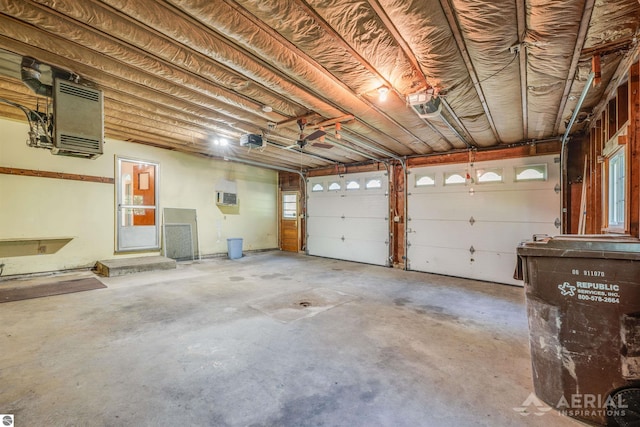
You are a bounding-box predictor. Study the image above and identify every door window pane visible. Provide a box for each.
[117,157,160,251]
[119,160,157,226]
[283,193,297,219]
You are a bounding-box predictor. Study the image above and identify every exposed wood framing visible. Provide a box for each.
[630,61,640,237]
[290,0,450,151]
[306,142,561,174]
[365,0,427,92]
[590,42,640,127]
[0,167,114,184]
[307,162,386,177]
[552,0,595,135]
[391,162,406,268]
[221,0,424,154]
[439,0,501,142]
[580,60,639,236]
[407,141,561,168]
[588,112,605,234]
[515,0,528,139]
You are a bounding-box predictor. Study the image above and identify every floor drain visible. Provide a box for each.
[299,301,311,308]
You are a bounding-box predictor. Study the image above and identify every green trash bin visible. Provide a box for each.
[227,238,243,259]
[517,236,640,426]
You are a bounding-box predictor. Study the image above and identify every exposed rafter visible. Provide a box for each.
[552,0,596,135]
[290,0,449,150]
[364,0,428,93]
[515,0,528,140]
[439,0,501,143]
[365,0,471,148]
[0,0,637,171]
[219,0,430,154]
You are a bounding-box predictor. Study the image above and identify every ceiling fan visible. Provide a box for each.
[286,118,333,150]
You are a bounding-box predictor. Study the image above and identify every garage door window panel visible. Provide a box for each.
[328,181,341,191]
[407,155,560,285]
[515,164,547,182]
[444,172,466,185]
[346,179,361,190]
[307,172,389,266]
[365,177,383,189]
[476,168,503,184]
[415,173,436,187]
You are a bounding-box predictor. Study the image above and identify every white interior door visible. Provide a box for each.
[307,171,389,266]
[116,157,160,252]
[407,155,560,285]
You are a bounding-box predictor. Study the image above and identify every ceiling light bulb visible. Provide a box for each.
[220,138,228,146]
[378,86,389,102]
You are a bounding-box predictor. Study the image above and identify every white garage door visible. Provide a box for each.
[307,171,389,266]
[407,155,560,285]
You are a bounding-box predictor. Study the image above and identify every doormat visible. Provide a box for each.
[0,277,107,303]
[249,287,359,323]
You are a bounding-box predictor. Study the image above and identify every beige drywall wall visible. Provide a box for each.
[0,118,277,276]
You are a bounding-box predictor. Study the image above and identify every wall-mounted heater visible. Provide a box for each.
[53,79,104,159]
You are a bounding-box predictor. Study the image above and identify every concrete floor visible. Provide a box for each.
[0,251,582,427]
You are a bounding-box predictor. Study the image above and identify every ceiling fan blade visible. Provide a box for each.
[311,142,333,149]
[306,129,326,141]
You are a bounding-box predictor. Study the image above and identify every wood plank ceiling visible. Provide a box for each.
[0,0,638,171]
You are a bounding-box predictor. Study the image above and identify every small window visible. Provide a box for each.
[365,178,382,189]
[282,193,297,219]
[328,181,341,191]
[476,168,503,183]
[346,179,360,190]
[608,149,625,228]
[311,183,324,192]
[415,174,435,187]
[444,172,466,185]
[515,164,547,181]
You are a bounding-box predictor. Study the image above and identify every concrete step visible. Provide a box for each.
[94,256,176,277]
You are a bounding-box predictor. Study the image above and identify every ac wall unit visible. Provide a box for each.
[216,191,237,206]
[53,79,104,159]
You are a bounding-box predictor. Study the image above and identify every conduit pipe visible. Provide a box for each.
[401,158,408,270]
[223,155,305,179]
[560,71,595,233]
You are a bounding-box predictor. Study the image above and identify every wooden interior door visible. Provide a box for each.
[280,191,300,252]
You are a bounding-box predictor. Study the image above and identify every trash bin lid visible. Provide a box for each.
[517,235,640,260]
